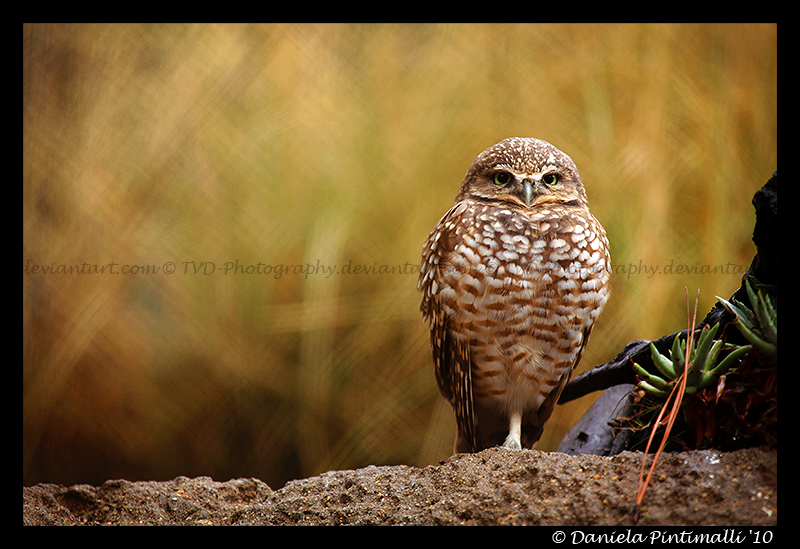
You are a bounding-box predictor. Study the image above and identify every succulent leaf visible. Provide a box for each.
[650,342,678,379]
[633,361,672,392]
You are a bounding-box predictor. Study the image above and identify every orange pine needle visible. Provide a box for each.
[634,289,700,518]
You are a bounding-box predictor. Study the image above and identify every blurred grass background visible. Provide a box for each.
[23,23,776,489]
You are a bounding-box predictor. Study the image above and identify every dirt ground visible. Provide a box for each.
[23,446,776,526]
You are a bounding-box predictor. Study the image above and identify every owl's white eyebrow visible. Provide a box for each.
[493,164,562,179]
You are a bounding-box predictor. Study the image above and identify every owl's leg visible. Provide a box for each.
[502,411,523,450]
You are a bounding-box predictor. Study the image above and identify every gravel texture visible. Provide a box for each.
[23,446,776,526]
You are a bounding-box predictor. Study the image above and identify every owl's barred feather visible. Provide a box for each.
[419,138,610,454]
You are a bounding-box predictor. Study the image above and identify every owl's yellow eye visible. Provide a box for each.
[543,173,559,185]
[493,172,512,185]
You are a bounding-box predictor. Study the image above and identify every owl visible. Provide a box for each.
[418,137,610,453]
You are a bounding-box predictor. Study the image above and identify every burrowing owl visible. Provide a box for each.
[418,138,610,453]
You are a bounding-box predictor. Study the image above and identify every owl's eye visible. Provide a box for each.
[493,172,512,186]
[542,173,559,185]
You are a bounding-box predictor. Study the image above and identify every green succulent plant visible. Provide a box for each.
[716,278,777,357]
[633,323,752,398]
[633,278,775,400]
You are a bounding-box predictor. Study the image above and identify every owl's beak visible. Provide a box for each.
[522,180,536,206]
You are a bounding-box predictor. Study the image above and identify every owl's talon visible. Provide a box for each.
[502,439,523,451]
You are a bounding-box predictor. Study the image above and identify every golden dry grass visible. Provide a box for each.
[23,23,776,488]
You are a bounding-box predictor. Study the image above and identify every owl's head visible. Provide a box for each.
[455,138,588,209]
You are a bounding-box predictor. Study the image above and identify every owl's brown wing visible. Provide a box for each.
[419,203,480,453]
[432,312,479,453]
